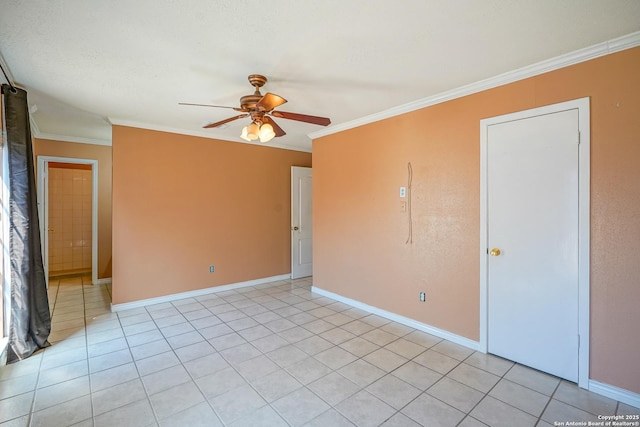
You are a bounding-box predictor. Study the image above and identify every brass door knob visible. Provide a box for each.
[490,248,501,257]
[293,226,299,231]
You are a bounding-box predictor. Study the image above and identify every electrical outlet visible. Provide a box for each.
[400,201,407,212]
[400,186,407,198]
[209,265,215,273]
[419,291,426,302]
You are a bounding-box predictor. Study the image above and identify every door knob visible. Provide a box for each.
[490,248,501,257]
[292,226,299,231]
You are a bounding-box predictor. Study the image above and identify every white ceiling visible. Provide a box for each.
[1,1,639,151]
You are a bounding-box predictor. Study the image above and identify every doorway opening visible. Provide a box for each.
[47,162,92,279]
[37,156,99,286]
[291,166,312,279]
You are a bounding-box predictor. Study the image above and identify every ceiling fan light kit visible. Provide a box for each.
[240,121,275,142]
[258,123,275,142]
[180,74,331,143]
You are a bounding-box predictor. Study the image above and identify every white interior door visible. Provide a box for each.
[487,109,580,382]
[291,166,312,279]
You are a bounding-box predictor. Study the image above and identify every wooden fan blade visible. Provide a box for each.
[256,93,287,111]
[262,116,286,137]
[180,102,245,112]
[203,114,249,129]
[270,111,331,126]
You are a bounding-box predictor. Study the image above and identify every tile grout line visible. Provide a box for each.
[537,378,563,426]
[214,285,301,426]
[165,299,218,421]
[259,283,350,427]
[25,278,60,427]
[41,281,456,425]
[118,301,162,426]
[213,282,332,425]
[366,340,475,427]
[204,286,285,424]
[29,277,86,425]
[19,276,628,427]
[454,352,516,427]
[81,275,96,427]
[264,289,405,425]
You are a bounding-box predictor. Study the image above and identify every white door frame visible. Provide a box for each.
[479,97,590,388]
[37,156,99,286]
[291,166,312,279]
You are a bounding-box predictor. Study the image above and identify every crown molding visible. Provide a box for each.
[33,131,112,146]
[29,111,41,136]
[27,108,112,146]
[309,31,640,140]
[109,117,312,153]
[608,30,640,53]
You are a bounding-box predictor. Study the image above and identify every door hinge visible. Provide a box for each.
[577,131,581,144]
[578,334,580,348]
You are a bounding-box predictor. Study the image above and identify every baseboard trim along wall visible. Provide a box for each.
[589,380,640,409]
[311,286,640,410]
[110,274,291,312]
[311,286,482,352]
[94,278,112,286]
[108,278,640,408]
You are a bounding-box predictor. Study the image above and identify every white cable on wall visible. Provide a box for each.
[405,162,413,244]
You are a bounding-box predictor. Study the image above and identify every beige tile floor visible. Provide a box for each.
[1,275,637,426]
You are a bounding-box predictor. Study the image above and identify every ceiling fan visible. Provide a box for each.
[180,74,331,142]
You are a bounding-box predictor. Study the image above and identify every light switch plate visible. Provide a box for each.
[400,187,406,198]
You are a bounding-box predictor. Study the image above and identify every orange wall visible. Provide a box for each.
[313,47,640,393]
[111,126,312,305]
[34,138,113,279]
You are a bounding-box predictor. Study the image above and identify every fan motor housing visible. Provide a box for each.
[240,93,263,111]
[247,74,267,88]
[181,73,330,133]
[240,74,269,111]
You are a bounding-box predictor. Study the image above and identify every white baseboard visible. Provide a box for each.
[311,286,481,351]
[110,274,291,312]
[94,278,112,286]
[312,287,640,408]
[589,380,640,409]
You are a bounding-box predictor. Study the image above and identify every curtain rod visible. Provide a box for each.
[0,61,17,92]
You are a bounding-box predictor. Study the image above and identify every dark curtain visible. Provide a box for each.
[2,84,51,362]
